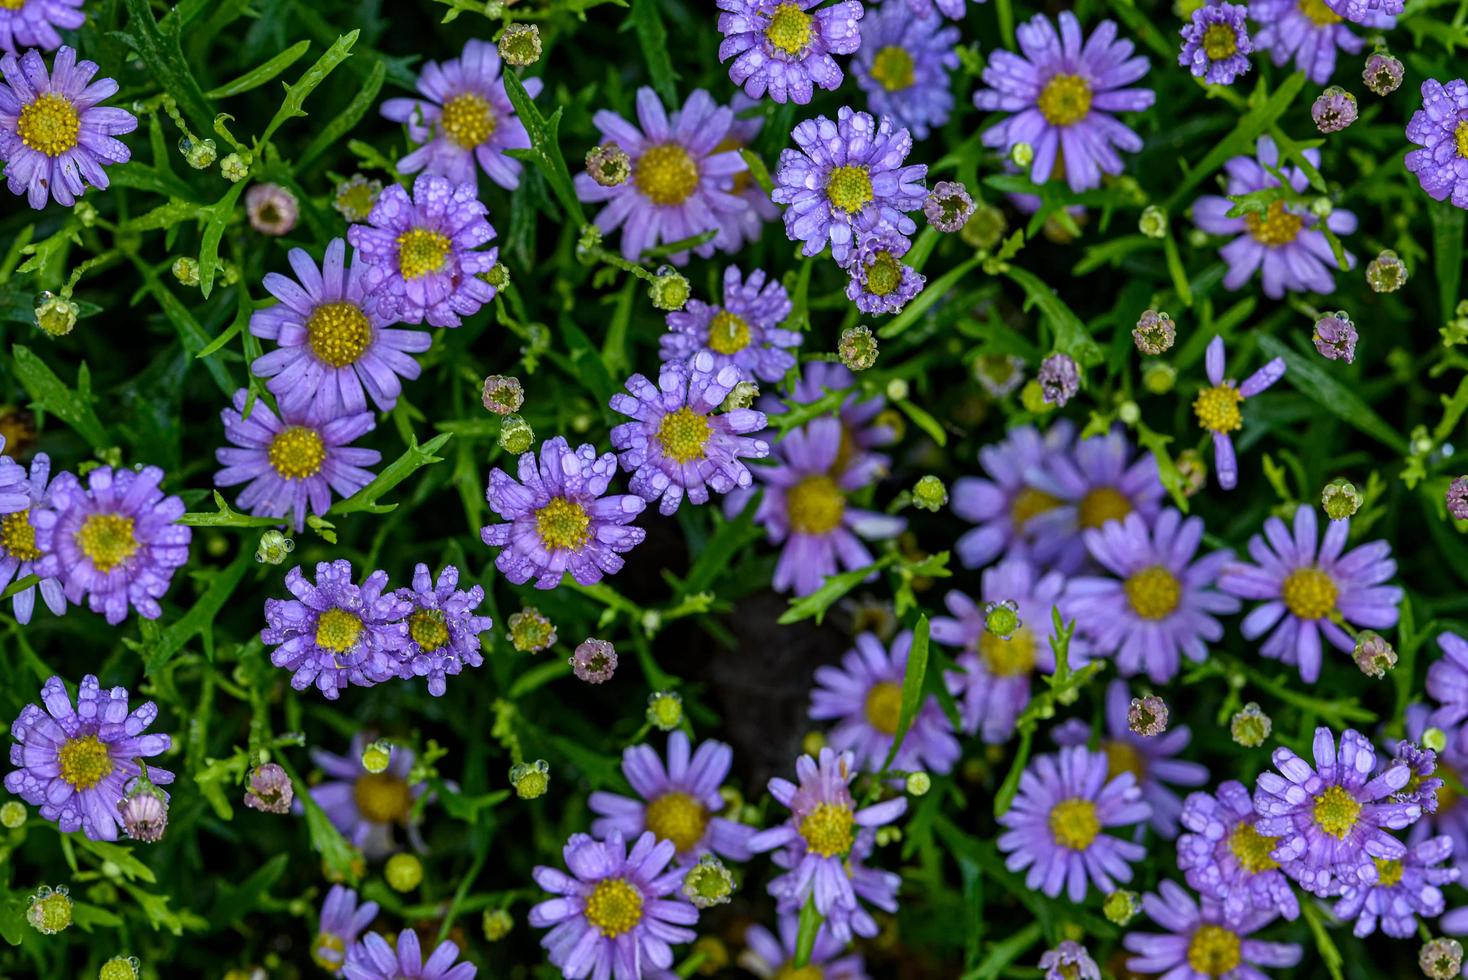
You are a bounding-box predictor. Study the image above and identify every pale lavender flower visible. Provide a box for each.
[0,0,82,54]
[1312,86,1358,132]
[660,265,799,382]
[1250,0,1391,84]
[1177,780,1300,925]
[1334,834,1458,937]
[570,638,618,683]
[739,917,869,979]
[950,421,1075,569]
[311,885,379,975]
[246,182,298,236]
[716,0,864,104]
[1191,335,1285,491]
[1363,51,1404,94]
[1039,941,1100,980]
[306,734,426,858]
[1123,881,1302,977]
[1313,312,1357,362]
[0,448,65,624]
[244,763,293,815]
[852,0,960,140]
[344,930,476,980]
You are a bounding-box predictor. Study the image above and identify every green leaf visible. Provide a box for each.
[778,556,892,625]
[297,777,359,884]
[1002,265,1103,367]
[502,71,586,227]
[626,0,678,106]
[1257,335,1408,453]
[974,921,1044,980]
[1135,421,1191,512]
[895,399,947,447]
[877,255,983,339]
[198,180,246,298]
[206,40,311,98]
[1431,198,1465,322]
[179,490,291,528]
[120,0,215,133]
[792,894,822,969]
[682,502,762,594]
[878,615,930,775]
[260,31,360,146]
[10,345,110,448]
[210,854,290,926]
[298,58,387,170]
[329,433,452,515]
[738,147,773,195]
[145,547,254,674]
[993,727,1033,817]
[77,838,157,884]
[130,258,236,396]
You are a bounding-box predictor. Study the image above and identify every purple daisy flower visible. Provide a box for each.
[751,416,905,596]
[1324,0,1403,23]
[842,225,925,315]
[249,238,430,417]
[740,916,869,980]
[1400,706,1468,874]
[951,421,1076,569]
[307,734,426,858]
[659,265,799,382]
[1192,136,1358,298]
[1333,834,1458,937]
[261,560,410,700]
[574,88,748,264]
[4,675,173,842]
[997,744,1150,902]
[530,830,698,979]
[903,0,981,17]
[716,0,864,104]
[32,465,190,625]
[0,0,82,54]
[1218,504,1401,684]
[311,885,378,975]
[0,450,66,624]
[1123,880,1302,978]
[609,352,770,515]
[852,0,960,141]
[1253,726,1420,895]
[748,748,907,941]
[766,827,897,941]
[712,92,781,253]
[810,630,960,775]
[344,930,476,980]
[395,563,491,697]
[1179,3,1254,85]
[1250,0,1391,85]
[1177,780,1301,926]
[380,38,539,190]
[588,730,755,864]
[346,173,497,328]
[1428,633,1468,731]
[932,558,1091,744]
[214,388,380,533]
[973,12,1154,193]
[1191,336,1285,492]
[771,362,896,484]
[0,46,135,209]
[1064,509,1241,684]
[480,436,647,589]
[772,106,927,265]
[1405,79,1468,211]
[1039,941,1100,980]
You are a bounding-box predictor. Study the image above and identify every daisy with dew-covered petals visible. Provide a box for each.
[1219,503,1401,683]
[574,88,748,264]
[1064,509,1240,684]
[530,829,697,980]
[481,436,647,589]
[0,444,65,625]
[1399,707,1468,873]
[951,421,1075,569]
[1123,880,1302,978]
[772,106,927,265]
[1178,780,1299,926]
[740,916,869,979]
[33,465,191,625]
[1249,0,1392,85]
[852,0,960,141]
[306,735,426,859]
[660,265,799,382]
[1325,0,1403,23]
[311,885,378,975]
[380,38,538,191]
[1253,726,1420,895]
[903,0,981,18]
[0,46,135,209]
[0,0,83,54]
[997,745,1151,902]
[249,238,429,417]
[1178,3,1253,85]
[972,12,1154,193]
[214,388,380,533]
[716,0,864,104]
[1332,833,1457,937]
[588,730,755,864]
[5,675,174,842]
[842,226,925,315]
[1190,335,1285,492]
[344,930,476,980]
[394,563,491,697]
[1404,79,1468,211]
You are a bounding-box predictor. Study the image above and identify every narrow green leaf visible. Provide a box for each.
[792,895,822,969]
[1431,198,1465,322]
[877,255,982,339]
[878,615,930,775]
[778,557,890,625]
[683,503,762,594]
[179,490,290,528]
[120,0,215,133]
[1165,72,1307,210]
[298,58,387,170]
[205,40,311,98]
[993,727,1033,817]
[260,31,360,146]
[896,398,947,447]
[1257,335,1407,453]
[329,433,452,515]
[77,838,157,884]
[131,262,236,396]
[10,345,110,448]
[626,0,678,105]
[502,72,586,227]
[199,180,246,298]
[974,922,1044,980]
[1002,265,1103,367]
[738,147,773,195]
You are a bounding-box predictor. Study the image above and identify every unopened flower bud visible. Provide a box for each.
[906,772,931,796]
[1366,249,1408,293]
[1020,379,1053,414]
[508,607,556,652]
[482,908,513,942]
[27,886,72,934]
[1312,312,1357,363]
[246,183,299,236]
[1009,142,1034,168]
[1133,310,1175,355]
[172,257,200,287]
[119,785,168,843]
[838,325,879,371]
[1363,52,1404,95]
[254,529,295,565]
[1351,631,1397,678]
[721,380,759,412]
[682,855,735,908]
[498,414,534,455]
[510,759,551,800]
[1038,352,1079,406]
[1447,476,1468,521]
[220,153,249,183]
[1321,477,1362,520]
[1138,205,1168,239]
[1424,727,1448,753]
[1311,87,1358,133]
[498,23,542,66]
[646,690,683,731]
[586,143,632,187]
[482,375,525,415]
[179,135,217,169]
[482,262,510,289]
[801,731,825,756]
[1,801,26,828]
[34,292,78,337]
[243,763,293,814]
[1127,695,1169,736]
[100,956,141,980]
[333,175,381,222]
[1310,196,1333,218]
[1230,702,1272,747]
[361,740,392,775]
[1103,889,1140,926]
[983,600,1020,640]
[384,853,422,893]
[649,268,690,311]
[923,180,975,233]
[1421,938,1464,979]
[912,475,947,512]
[1142,361,1177,395]
[962,204,1007,250]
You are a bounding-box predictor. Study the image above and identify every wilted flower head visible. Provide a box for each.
[924,180,975,233]
[507,607,556,652]
[246,183,299,236]
[1363,52,1404,94]
[244,763,294,814]
[839,325,879,371]
[498,414,534,454]
[498,22,542,66]
[1422,937,1464,978]
[570,638,617,683]
[1312,86,1358,133]
[1038,352,1079,406]
[118,783,168,843]
[333,175,382,222]
[1321,477,1362,520]
[1313,312,1357,363]
[1128,695,1169,737]
[1231,702,1272,746]
[1133,310,1175,354]
[1366,249,1408,292]
[585,142,631,187]
[481,375,524,415]
[1353,630,1397,677]
[1448,476,1468,521]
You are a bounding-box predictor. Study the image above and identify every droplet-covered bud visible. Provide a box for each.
[1310,196,1334,218]
[1366,249,1408,293]
[482,908,513,942]
[1142,361,1177,395]
[1009,142,1034,169]
[646,690,683,731]
[481,375,525,415]
[1230,702,1272,747]
[1127,695,1169,737]
[243,763,293,814]
[648,268,691,312]
[333,175,382,223]
[1425,727,1448,753]
[361,740,392,775]
[1038,352,1079,406]
[1353,631,1397,678]
[1321,477,1362,521]
[118,786,168,843]
[1311,86,1358,133]
[1,801,26,828]
[1312,312,1357,363]
[384,853,423,893]
[961,204,1007,251]
[255,529,295,565]
[27,885,72,934]
[100,956,141,980]
[1103,889,1140,926]
[508,607,557,652]
[1363,52,1404,95]
[1020,379,1054,414]
[510,759,551,800]
[983,600,1021,641]
[912,475,948,512]
[838,325,879,371]
[482,262,510,290]
[179,135,217,169]
[498,23,542,67]
[586,143,631,187]
[1421,938,1464,980]
[906,772,931,796]
[720,380,759,412]
[220,153,249,183]
[1138,205,1168,240]
[923,180,976,233]
[1447,476,1468,521]
[1130,310,1174,355]
[171,257,201,287]
[498,414,535,455]
[682,854,736,909]
[35,292,79,337]
[570,638,617,683]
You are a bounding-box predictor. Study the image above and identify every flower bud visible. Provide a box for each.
[243,763,294,814]
[983,600,1020,640]
[646,690,683,731]
[510,759,551,800]
[1009,142,1034,168]
[1363,52,1404,95]
[482,375,525,415]
[1,801,26,828]
[1366,249,1408,293]
[961,204,1007,250]
[648,268,691,311]
[1311,87,1358,134]
[973,353,1025,398]
[1103,890,1140,926]
[721,380,759,412]
[384,853,423,893]
[498,414,535,455]
[498,23,542,66]
[1133,310,1175,355]
[1312,312,1357,363]
[1127,695,1169,737]
[255,529,295,565]
[586,143,631,187]
[1020,379,1053,414]
[27,885,72,934]
[220,153,249,183]
[912,476,947,512]
[1447,476,1468,521]
[1175,449,1207,497]
[1138,205,1168,239]
[35,292,79,338]
[838,325,879,371]
[1321,477,1362,521]
[1421,938,1464,980]
[682,855,735,909]
[906,772,932,796]
[246,183,299,236]
[100,957,141,980]
[570,638,617,683]
[1038,352,1079,406]
[1424,727,1448,753]
[333,175,382,222]
[923,180,976,233]
[483,262,510,289]
[482,908,513,941]
[508,607,557,652]
[1142,361,1177,395]
[1230,702,1272,747]
[361,740,392,775]
[118,785,168,843]
[179,135,217,169]
[172,257,201,287]
[801,731,826,756]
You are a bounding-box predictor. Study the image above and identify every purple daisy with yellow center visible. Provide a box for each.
[1190,335,1285,491]
[951,421,1076,570]
[1250,0,1392,84]
[659,265,799,382]
[1178,3,1254,85]
[306,734,426,858]
[0,0,81,54]
[0,449,66,624]
[1404,78,1468,211]
[852,0,960,140]
[394,563,492,697]
[311,885,378,975]
[1177,780,1300,926]
[1123,880,1302,978]
[716,0,864,104]
[345,930,477,980]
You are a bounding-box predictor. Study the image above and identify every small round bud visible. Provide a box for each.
[180,135,217,169]
[1,801,26,828]
[220,153,249,183]
[1138,205,1168,239]
[1312,311,1357,363]
[481,375,525,415]
[498,414,535,455]
[801,731,826,756]
[648,268,691,312]
[874,826,902,846]
[27,885,73,934]
[912,476,948,512]
[961,204,1007,250]
[118,786,168,843]
[923,180,976,233]
[255,529,295,565]
[482,262,510,290]
[498,23,542,66]
[1321,477,1362,521]
[1363,52,1404,95]
[721,380,759,412]
[333,175,382,223]
[1118,400,1141,425]
[1311,86,1358,134]
[510,759,551,800]
[100,956,141,980]
[361,740,392,775]
[1133,310,1175,355]
[1009,142,1034,168]
[1020,379,1054,414]
[1366,249,1408,293]
[973,353,1025,398]
[577,223,605,254]
[1175,448,1207,496]
[1447,476,1468,521]
[983,599,1021,641]
[384,853,423,893]
[482,908,513,942]
[1127,695,1169,737]
[682,855,735,909]
[1038,352,1079,406]
[508,607,557,652]
[838,325,879,371]
[243,763,293,814]
[1421,938,1464,980]
[1310,196,1334,218]
[906,772,932,796]
[1103,890,1140,926]
[246,182,299,237]
[646,690,684,731]
[1230,702,1272,747]
[586,143,631,187]
[885,378,909,403]
[570,638,617,683]
[171,256,201,287]
[1424,727,1449,753]
[35,292,79,337]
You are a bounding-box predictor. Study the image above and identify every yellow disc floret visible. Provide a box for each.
[1227,821,1281,874]
[1193,384,1244,434]
[1011,487,1060,527]
[75,514,138,573]
[353,772,413,823]
[863,680,903,735]
[535,496,592,551]
[409,609,450,652]
[1037,74,1093,127]
[707,310,752,354]
[1187,923,1242,977]
[786,475,846,535]
[799,801,855,857]
[826,164,874,214]
[1456,121,1468,160]
[17,92,81,158]
[440,92,497,149]
[1077,486,1131,529]
[656,407,712,465]
[862,250,904,297]
[307,301,372,368]
[396,227,452,280]
[1202,23,1239,61]
[634,144,700,206]
[1048,797,1101,850]
[979,626,1036,677]
[315,607,364,654]
[1373,857,1404,887]
[644,791,710,852]
[870,46,915,92]
[1244,201,1305,247]
[1299,0,1342,25]
[1282,566,1337,620]
[57,735,113,790]
[584,878,644,938]
[1104,740,1146,783]
[765,2,813,55]
[268,426,327,480]
[1124,565,1182,620]
[0,510,42,561]
[1312,783,1361,839]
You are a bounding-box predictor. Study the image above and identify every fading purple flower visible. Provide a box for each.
[1312,86,1358,132]
[214,389,380,533]
[717,0,864,104]
[852,0,960,140]
[1177,780,1300,926]
[1191,335,1285,491]
[0,449,66,624]
[0,47,135,209]
[740,916,869,979]
[480,436,647,589]
[1179,3,1254,84]
[1123,880,1302,977]
[0,0,82,54]
[347,173,497,328]
[395,563,491,697]
[380,38,539,190]
[1038,352,1078,406]
[951,421,1075,569]
[660,265,799,382]
[1405,79,1468,211]
[772,106,927,264]
[244,762,293,815]
[842,225,924,314]
[1450,476,1468,521]
[312,885,379,975]
[1313,311,1357,362]
[1192,136,1358,297]
[923,180,975,232]
[712,92,780,253]
[4,675,173,842]
[344,929,476,980]
[574,88,748,264]
[1404,709,1468,874]
[260,560,410,700]
[32,465,190,625]
[247,182,298,236]
[1039,941,1100,980]
[570,638,618,683]
[1334,834,1458,937]
[1250,0,1389,84]
[118,785,167,843]
[1219,504,1401,684]
[1363,51,1404,94]
[973,12,1154,193]
[307,734,425,858]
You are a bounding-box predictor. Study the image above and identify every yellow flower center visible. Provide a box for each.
[862,250,904,297]
[1299,0,1342,25]
[0,0,27,9]
[1312,783,1361,839]
[17,92,80,158]
[1373,857,1404,887]
[765,2,813,55]
[353,772,413,823]
[799,801,855,857]
[75,514,138,573]
[870,45,915,92]
[634,143,700,206]
[396,227,452,280]
[1456,121,1468,160]
[1193,384,1244,434]
[1282,566,1337,620]
[585,878,644,938]
[644,791,710,852]
[864,680,903,735]
[1077,486,1131,529]
[1245,201,1305,247]
[535,496,592,551]
[1011,487,1061,526]
[1104,740,1147,783]
[409,609,450,652]
[1202,23,1239,61]
[314,607,364,654]
[440,92,496,149]
[826,164,874,214]
[775,967,824,980]
[1440,766,1461,813]
[978,625,1036,677]
[656,407,712,465]
[311,932,347,971]
[1124,565,1182,620]
[1187,924,1242,977]
[1037,73,1093,127]
[306,301,372,368]
[786,475,846,535]
[0,510,42,562]
[57,735,113,790]
[707,310,752,354]
[1227,821,1280,874]
[268,425,327,480]
[1048,797,1101,850]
